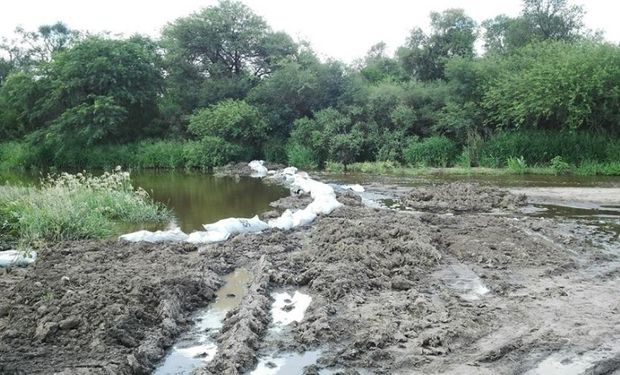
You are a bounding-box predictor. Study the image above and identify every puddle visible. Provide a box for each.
[271,291,312,327]
[248,291,318,374]
[154,268,251,375]
[434,263,490,301]
[250,350,323,375]
[530,203,620,240]
[524,341,620,375]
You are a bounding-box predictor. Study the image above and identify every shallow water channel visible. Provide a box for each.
[154,268,251,374]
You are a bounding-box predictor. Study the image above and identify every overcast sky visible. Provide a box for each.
[1,0,618,62]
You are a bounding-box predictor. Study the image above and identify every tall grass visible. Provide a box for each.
[0,169,171,245]
[479,130,618,167]
[404,136,459,167]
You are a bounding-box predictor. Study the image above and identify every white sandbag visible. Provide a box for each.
[291,208,317,227]
[306,196,342,215]
[0,250,37,267]
[186,230,230,244]
[203,215,269,235]
[343,184,365,193]
[282,167,298,175]
[291,176,336,200]
[248,160,268,178]
[119,227,189,243]
[268,209,294,230]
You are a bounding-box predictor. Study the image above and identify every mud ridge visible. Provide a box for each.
[0,241,221,375]
[402,182,527,213]
[199,256,272,375]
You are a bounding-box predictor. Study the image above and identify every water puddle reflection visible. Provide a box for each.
[154,268,251,375]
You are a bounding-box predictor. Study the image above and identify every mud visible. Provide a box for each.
[1,181,619,374]
[0,242,221,375]
[402,182,528,213]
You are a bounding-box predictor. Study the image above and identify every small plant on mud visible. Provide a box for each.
[550,156,571,175]
[40,291,55,302]
[0,168,171,245]
[506,156,527,174]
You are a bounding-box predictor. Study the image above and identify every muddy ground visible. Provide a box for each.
[1,182,619,374]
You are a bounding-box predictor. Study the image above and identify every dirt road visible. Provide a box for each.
[1,182,618,374]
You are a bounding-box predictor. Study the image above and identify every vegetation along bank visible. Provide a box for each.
[1,0,619,175]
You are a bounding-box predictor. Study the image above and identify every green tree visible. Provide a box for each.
[399,9,477,81]
[188,99,268,159]
[0,72,46,139]
[160,0,297,126]
[163,0,295,79]
[482,0,585,54]
[0,22,79,70]
[357,42,404,83]
[288,108,366,168]
[482,41,620,131]
[40,36,163,142]
[248,51,347,139]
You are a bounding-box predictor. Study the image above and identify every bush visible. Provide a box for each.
[550,156,571,175]
[345,161,400,174]
[482,41,620,131]
[183,137,242,169]
[506,156,527,174]
[188,99,268,159]
[0,169,171,244]
[262,139,288,164]
[134,140,186,169]
[576,160,620,176]
[0,142,32,170]
[286,144,318,169]
[479,130,615,167]
[404,136,458,167]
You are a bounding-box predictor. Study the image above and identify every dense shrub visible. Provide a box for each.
[479,130,615,167]
[404,136,458,167]
[482,42,620,131]
[183,138,243,169]
[286,144,318,170]
[188,99,268,160]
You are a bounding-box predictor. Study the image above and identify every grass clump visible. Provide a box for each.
[0,169,171,245]
[404,136,459,167]
[506,156,528,174]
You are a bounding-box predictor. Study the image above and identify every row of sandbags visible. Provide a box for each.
[119,162,344,244]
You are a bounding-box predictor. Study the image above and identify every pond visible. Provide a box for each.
[2,169,619,236]
[0,170,289,233]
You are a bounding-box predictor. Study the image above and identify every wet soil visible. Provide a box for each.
[1,182,619,374]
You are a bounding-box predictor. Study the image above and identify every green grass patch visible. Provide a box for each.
[0,169,171,246]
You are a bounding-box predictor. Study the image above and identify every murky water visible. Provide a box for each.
[525,339,620,375]
[154,268,251,375]
[251,350,323,375]
[320,171,620,188]
[3,169,619,239]
[0,170,289,233]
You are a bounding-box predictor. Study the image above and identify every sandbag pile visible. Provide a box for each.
[118,161,343,244]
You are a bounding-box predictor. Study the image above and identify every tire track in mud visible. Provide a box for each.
[199,257,272,374]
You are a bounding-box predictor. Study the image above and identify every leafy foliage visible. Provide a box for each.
[188,99,267,160]
[404,136,459,167]
[0,0,619,175]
